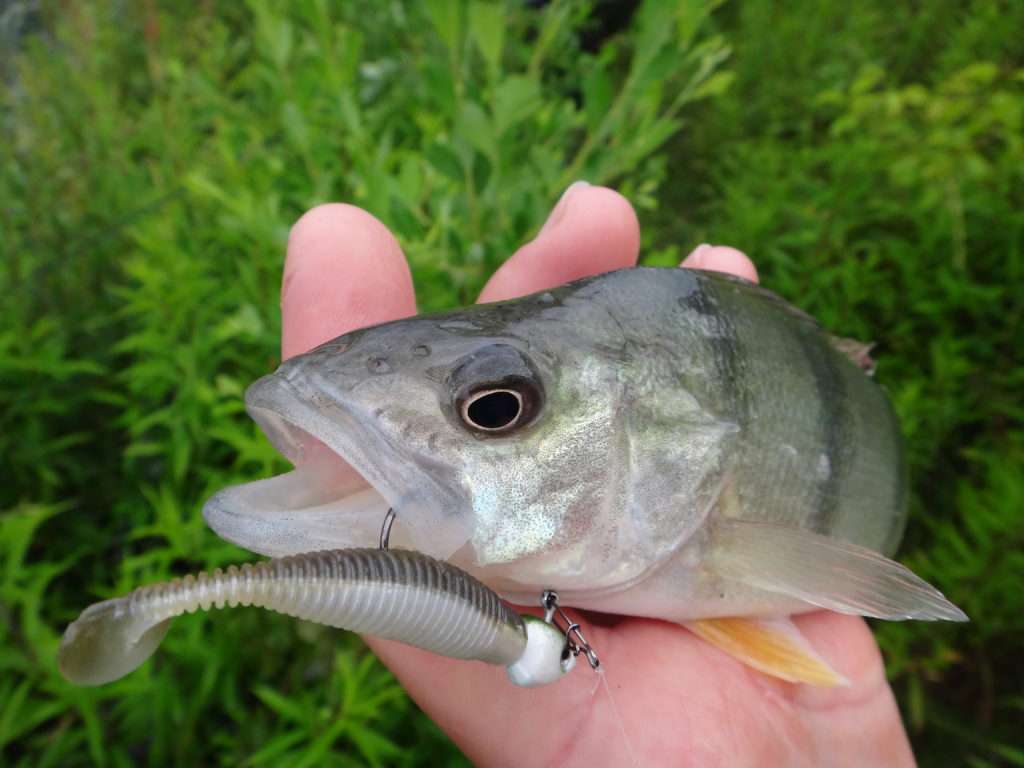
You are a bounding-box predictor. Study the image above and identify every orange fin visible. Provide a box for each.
[685,617,850,687]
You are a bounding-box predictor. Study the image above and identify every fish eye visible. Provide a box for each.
[462,389,522,431]
[448,345,544,436]
[457,379,541,435]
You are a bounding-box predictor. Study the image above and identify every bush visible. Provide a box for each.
[1,1,729,764]
[658,3,1024,763]
[2,0,1021,765]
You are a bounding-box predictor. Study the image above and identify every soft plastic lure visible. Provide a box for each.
[58,548,574,687]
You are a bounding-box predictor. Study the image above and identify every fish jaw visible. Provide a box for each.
[202,369,473,560]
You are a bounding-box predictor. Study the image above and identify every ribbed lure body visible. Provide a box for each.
[59,549,529,686]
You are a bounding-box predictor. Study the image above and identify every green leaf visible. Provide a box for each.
[348,724,404,765]
[676,0,717,48]
[693,70,735,99]
[424,0,461,53]
[253,685,309,724]
[243,729,310,765]
[457,101,496,160]
[582,63,613,132]
[422,60,458,116]
[425,142,465,182]
[492,75,541,134]
[469,1,505,76]
[630,0,679,83]
[0,680,66,751]
[281,101,310,151]
[0,503,67,592]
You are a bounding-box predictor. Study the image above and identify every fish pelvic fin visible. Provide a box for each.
[685,617,850,687]
[711,519,968,622]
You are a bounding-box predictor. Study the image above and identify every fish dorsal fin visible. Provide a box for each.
[828,335,877,374]
[685,617,848,687]
[701,271,879,375]
[710,519,967,622]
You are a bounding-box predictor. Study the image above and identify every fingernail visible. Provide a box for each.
[684,243,714,267]
[540,180,591,235]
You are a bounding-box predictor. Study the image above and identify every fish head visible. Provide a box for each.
[204,277,734,595]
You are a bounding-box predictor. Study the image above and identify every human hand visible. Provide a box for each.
[280,185,916,767]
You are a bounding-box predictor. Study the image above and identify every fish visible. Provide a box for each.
[63,266,966,688]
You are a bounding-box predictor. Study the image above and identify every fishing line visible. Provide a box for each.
[594,667,639,768]
[544,590,635,764]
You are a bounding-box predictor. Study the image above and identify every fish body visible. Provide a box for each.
[202,267,962,683]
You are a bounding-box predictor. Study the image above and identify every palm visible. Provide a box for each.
[281,187,915,767]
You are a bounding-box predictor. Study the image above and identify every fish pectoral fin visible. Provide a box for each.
[711,519,968,622]
[684,617,849,687]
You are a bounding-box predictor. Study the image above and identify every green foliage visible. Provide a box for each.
[1,0,729,764]
[656,1,1024,763]
[1,0,1021,764]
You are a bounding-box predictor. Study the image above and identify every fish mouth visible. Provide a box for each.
[203,373,403,558]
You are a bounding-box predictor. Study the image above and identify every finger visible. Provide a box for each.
[281,203,416,359]
[789,613,916,765]
[367,615,682,766]
[477,182,641,303]
[364,637,593,764]
[681,243,759,284]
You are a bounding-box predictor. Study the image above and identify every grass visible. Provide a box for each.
[1,0,1021,765]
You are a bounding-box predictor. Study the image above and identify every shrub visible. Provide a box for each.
[1,1,729,763]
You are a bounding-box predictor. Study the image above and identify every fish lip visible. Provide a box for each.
[205,367,474,561]
[245,372,393,497]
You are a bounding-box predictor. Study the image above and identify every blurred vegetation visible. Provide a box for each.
[1,0,1020,765]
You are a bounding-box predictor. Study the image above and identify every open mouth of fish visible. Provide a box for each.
[203,372,469,561]
[63,369,580,690]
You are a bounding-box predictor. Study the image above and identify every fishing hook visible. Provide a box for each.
[378,508,396,550]
[377,513,601,670]
[541,589,600,670]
